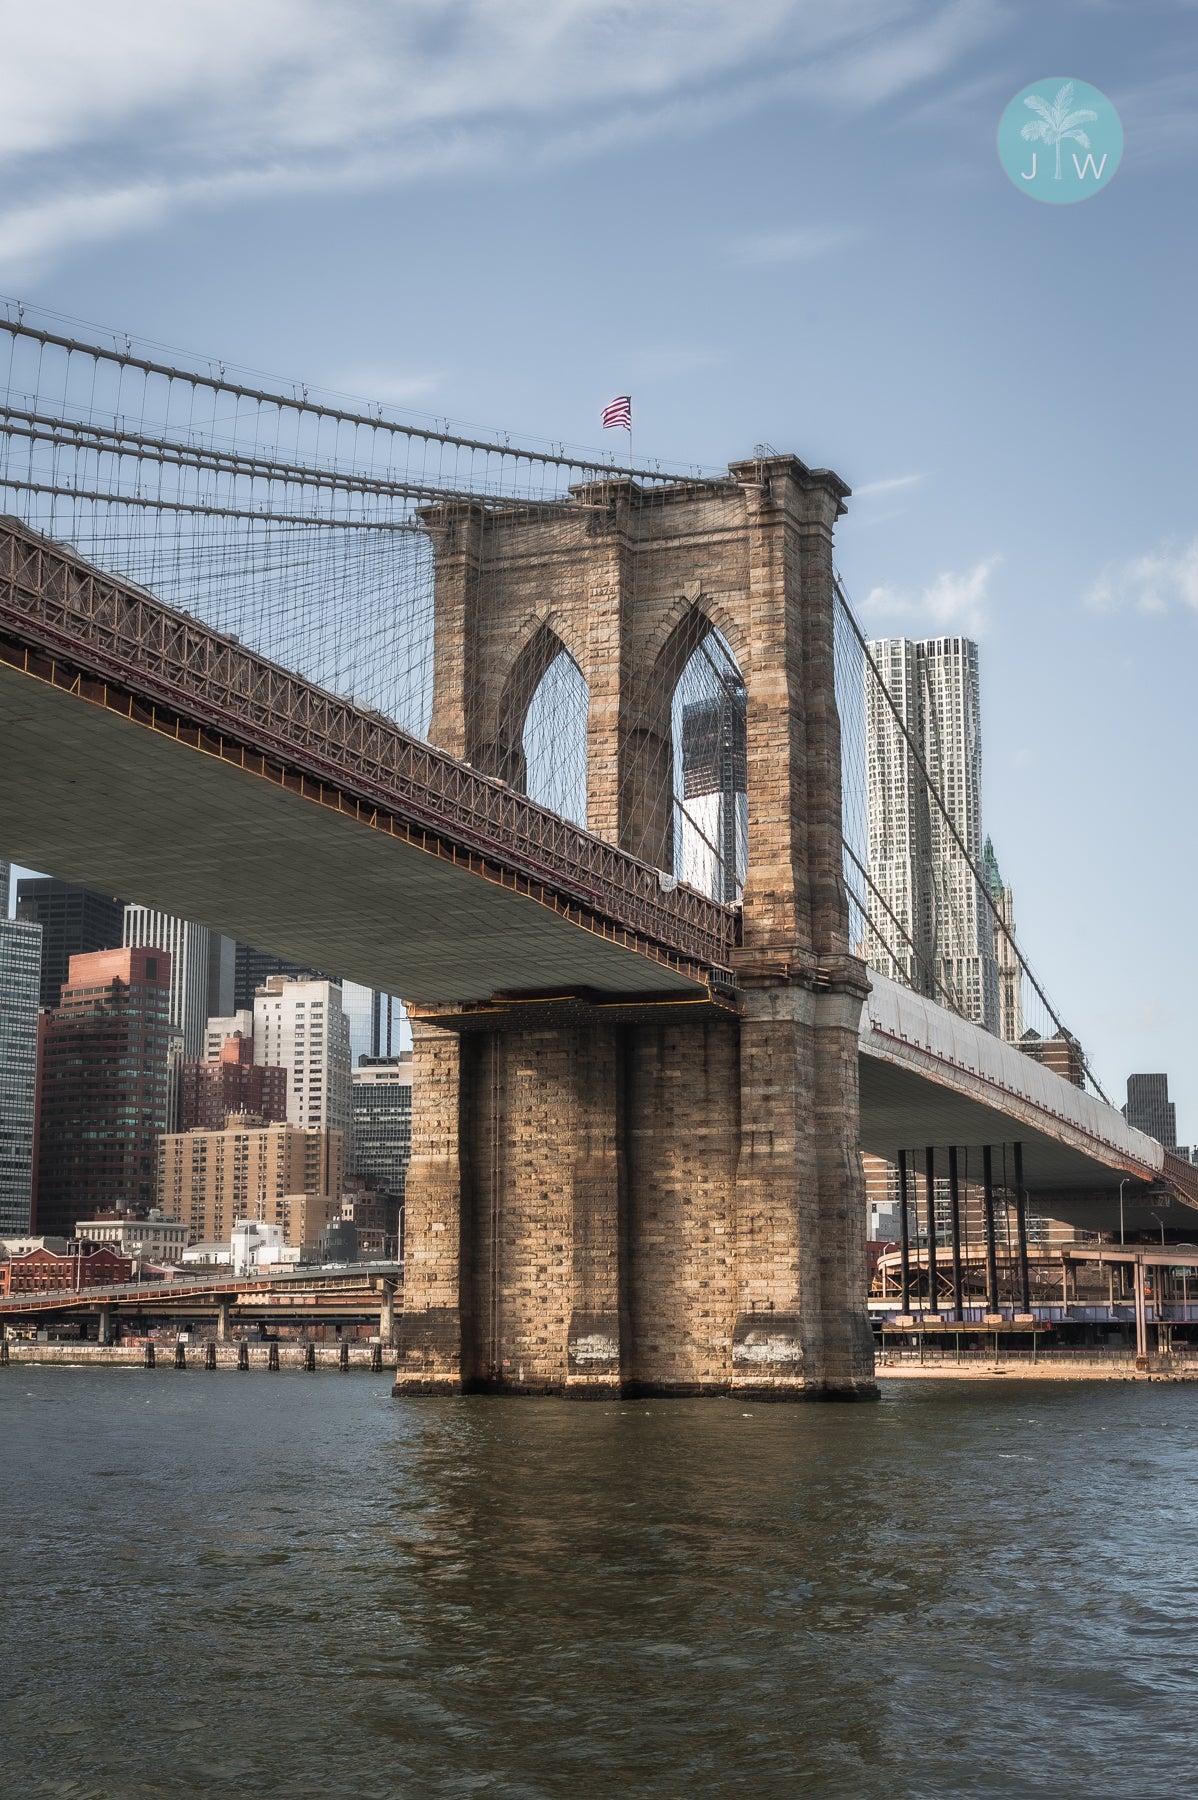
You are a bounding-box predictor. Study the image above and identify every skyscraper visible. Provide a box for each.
[122,906,210,1060]
[342,981,408,1065]
[983,837,1022,1044]
[36,946,174,1232]
[864,635,999,1032]
[678,683,748,902]
[252,976,352,1139]
[1124,1074,1177,1147]
[233,943,327,1013]
[14,878,125,1009]
[206,933,237,1020]
[351,1055,412,1200]
[0,916,42,1234]
[0,857,10,919]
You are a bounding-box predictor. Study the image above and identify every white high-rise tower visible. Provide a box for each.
[122,905,210,1060]
[253,975,352,1141]
[864,635,999,1032]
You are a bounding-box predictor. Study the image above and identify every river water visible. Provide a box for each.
[2,1372,1195,1799]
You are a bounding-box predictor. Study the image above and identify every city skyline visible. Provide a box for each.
[1,10,1195,1782]
[1,4,1192,1117]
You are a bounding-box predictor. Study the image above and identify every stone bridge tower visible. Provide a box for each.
[394,455,875,1398]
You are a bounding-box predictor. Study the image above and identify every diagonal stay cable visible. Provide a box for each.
[842,841,964,1015]
[672,792,740,891]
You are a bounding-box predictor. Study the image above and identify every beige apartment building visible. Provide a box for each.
[158,1111,344,1248]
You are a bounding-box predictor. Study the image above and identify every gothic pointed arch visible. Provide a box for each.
[619,603,747,894]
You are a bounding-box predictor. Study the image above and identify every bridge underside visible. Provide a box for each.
[859,1053,1196,1232]
[0,659,715,1008]
[4,655,1181,1240]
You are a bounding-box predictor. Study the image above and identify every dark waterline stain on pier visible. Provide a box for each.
[2,1372,1196,1798]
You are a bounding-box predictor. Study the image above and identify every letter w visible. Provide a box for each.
[1072,152,1109,181]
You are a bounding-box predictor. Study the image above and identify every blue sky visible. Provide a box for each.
[4,0,1197,1124]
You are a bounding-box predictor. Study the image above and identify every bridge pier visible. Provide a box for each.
[216,1301,231,1343]
[395,981,875,1399]
[395,453,877,1401]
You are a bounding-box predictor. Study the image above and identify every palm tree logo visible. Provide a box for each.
[1020,81,1098,180]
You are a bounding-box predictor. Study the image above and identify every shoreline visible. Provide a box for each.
[4,1344,1195,1383]
[877,1360,1197,1381]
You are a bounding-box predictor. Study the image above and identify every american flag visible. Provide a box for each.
[602,395,632,431]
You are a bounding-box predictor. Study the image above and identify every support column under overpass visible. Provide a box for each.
[890,1139,1035,1321]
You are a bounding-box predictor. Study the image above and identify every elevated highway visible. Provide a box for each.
[0,1261,401,1332]
[861,974,1198,1230]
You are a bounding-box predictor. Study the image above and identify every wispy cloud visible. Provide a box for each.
[853,471,925,499]
[733,225,860,265]
[0,0,1003,277]
[863,554,999,635]
[1087,540,1198,615]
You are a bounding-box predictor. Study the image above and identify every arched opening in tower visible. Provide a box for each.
[522,648,589,828]
[671,628,746,904]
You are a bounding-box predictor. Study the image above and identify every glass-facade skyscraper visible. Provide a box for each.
[351,1057,412,1200]
[0,917,43,1234]
[233,944,326,1014]
[1124,1074,1177,1148]
[14,878,124,1009]
[37,946,174,1233]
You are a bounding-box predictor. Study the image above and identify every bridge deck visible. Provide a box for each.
[0,518,735,1004]
[860,973,1198,1226]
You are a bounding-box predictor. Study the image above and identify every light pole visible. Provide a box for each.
[1150,1212,1166,1247]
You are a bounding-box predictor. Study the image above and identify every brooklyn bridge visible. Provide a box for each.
[0,309,1189,1398]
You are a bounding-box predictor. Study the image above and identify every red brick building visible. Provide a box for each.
[179,1033,287,1132]
[0,1244,134,1296]
[36,947,174,1235]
